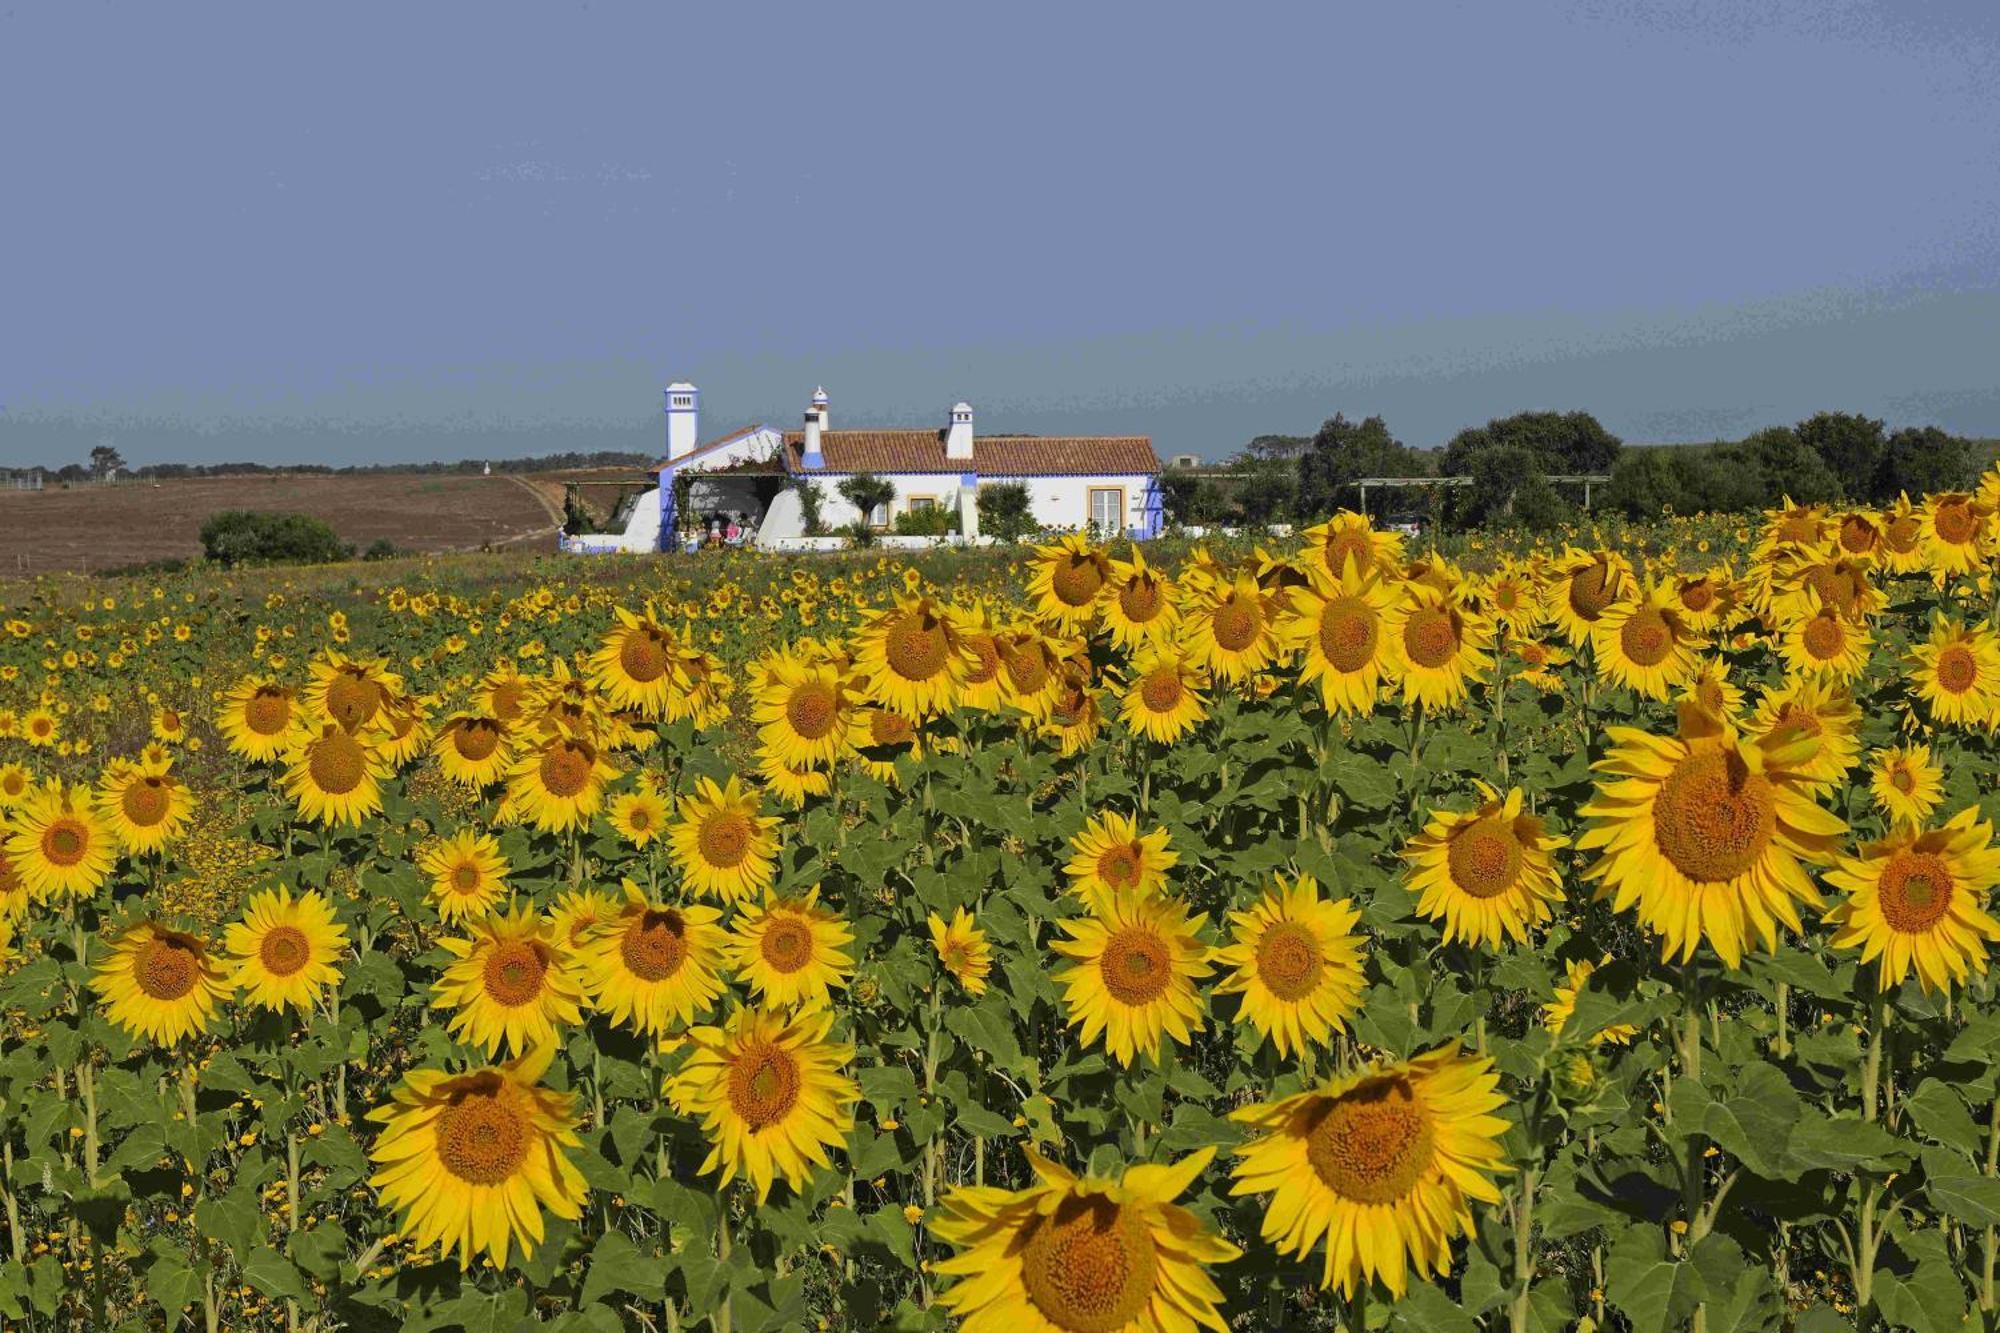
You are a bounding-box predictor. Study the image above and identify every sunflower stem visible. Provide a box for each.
[1983,1098,2000,1310]
[1862,996,1889,1123]
[1774,980,1790,1059]
[714,1196,733,1333]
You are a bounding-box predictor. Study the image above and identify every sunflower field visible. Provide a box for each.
[8,487,2000,1333]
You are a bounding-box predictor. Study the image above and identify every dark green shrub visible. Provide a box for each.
[198,511,351,567]
[976,482,1035,543]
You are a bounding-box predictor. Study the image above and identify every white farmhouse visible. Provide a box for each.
[560,383,1163,552]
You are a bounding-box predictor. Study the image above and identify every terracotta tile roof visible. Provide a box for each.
[782,430,1158,477]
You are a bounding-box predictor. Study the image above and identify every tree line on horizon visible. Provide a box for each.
[0,446,654,483]
[1164,409,2000,531]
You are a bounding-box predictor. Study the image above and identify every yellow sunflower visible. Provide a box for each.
[1540,958,1638,1046]
[1064,810,1178,910]
[545,886,623,954]
[95,758,195,856]
[0,762,31,812]
[1825,807,2000,993]
[433,904,586,1056]
[21,708,59,749]
[666,1006,860,1202]
[367,1044,586,1270]
[1404,783,1566,949]
[933,1146,1239,1333]
[280,720,393,828]
[224,887,347,1013]
[1213,874,1365,1058]
[751,651,861,768]
[1667,568,1738,635]
[1118,646,1210,744]
[0,846,32,919]
[5,782,116,902]
[1382,584,1495,713]
[1051,894,1210,1068]
[1922,491,1993,580]
[1101,549,1182,650]
[994,626,1069,722]
[1908,615,2000,730]
[725,885,855,1011]
[1680,657,1746,721]
[304,649,404,734]
[432,711,514,789]
[576,880,730,1035]
[1026,532,1114,631]
[216,675,297,763]
[1229,1043,1506,1297]
[504,733,617,834]
[1547,549,1634,647]
[1281,556,1397,716]
[854,705,926,784]
[587,604,682,718]
[92,921,232,1045]
[372,693,434,768]
[1590,582,1706,700]
[1877,496,1928,576]
[854,595,969,718]
[1478,558,1545,635]
[608,787,670,849]
[669,774,781,904]
[1578,704,1846,968]
[928,908,993,995]
[756,749,832,808]
[1745,678,1861,793]
[1777,597,1872,685]
[1183,573,1283,683]
[419,828,511,923]
[1868,744,1943,828]
[1302,511,1403,583]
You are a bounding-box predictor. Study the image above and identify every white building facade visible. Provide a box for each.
[561,383,1163,552]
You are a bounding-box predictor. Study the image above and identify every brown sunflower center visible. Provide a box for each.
[538,741,595,799]
[759,917,815,973]
[134,935,202,1001]
[884,613,951,682]
[482,940,549,1006]
[1801,615,1846,662]
[449,862,483,893]
[488,680,526,722]
[1774,515,1821,546]
[1890,766,1916,794]
[726,1041,801,1128]
[1680,581,1716,612]
[1447,817,1525,899]
[1935,500,1979,546]
[1886,516,1922,553]
[122,777,172,828]
[1050,554,1107,609]
[1618,607,1676,668]
[1138,666,1184,714]
[258,925,311,977]
[1318,598,1379,673]
[1878,850,1955,933]
[307,731,367,796]
[619,630,670,684]
[1117,576,1164,623]
[1568,562,1619,620]
[244,687,292,736]
[42,818,89,866]
[1099,925,1173,1005]
[869,709,916,748]
[1255,922,1324,1001]
[1097,844,1144,892]
[435,1084,529,1186]
[963,634,1002,686]
[697,811,754,869]
[621,909,690,981]
[1305,1077,1437,1205]
[1003,645,1051,695]
[1937,645,1979,695]
[1402,607,1461,670]
[325,671,382,730]
[1020,1196,1160,1333]
[451,719,503,762]
[1653,747,1776,883]
[786,682,839,739]
[1209,597,1262,653]
[625,806,653,832]
[1325,531,1372,576]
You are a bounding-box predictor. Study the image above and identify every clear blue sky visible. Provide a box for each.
[3,0,1998,466]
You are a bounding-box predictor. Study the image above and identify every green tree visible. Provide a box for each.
[1740,426,1842,504]
[1295,414,1426,518]
[1795,411,1886,500]
[976,482,1035,543]
[1441,410,1621,477]
[1877,425,1976,499]
[837,474,896,527]
[1233,458,1297,526]
[199,511,350,567]
[1158,472,1201,525]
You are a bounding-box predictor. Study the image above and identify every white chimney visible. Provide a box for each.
[812,386,830,434]
[665,381,700,460]
[802,406,824,467]
[946,401,974,461]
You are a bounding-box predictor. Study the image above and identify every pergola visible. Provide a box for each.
[1354,473,1611,515]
